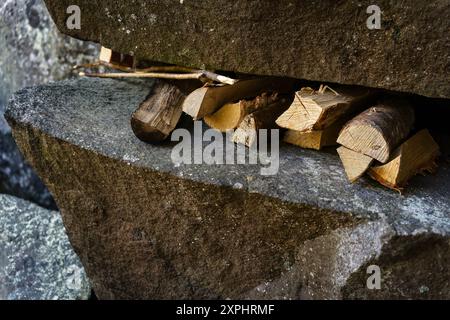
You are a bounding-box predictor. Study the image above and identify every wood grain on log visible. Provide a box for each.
[337,99,415,163]
[131,80,191,143]
[276,86,374,132]
[182,78,299,120]
[337,146,374,183]
[368,129,440,190]
[283,119,344,150]
[204,92,279,132]
[232,94,294,147]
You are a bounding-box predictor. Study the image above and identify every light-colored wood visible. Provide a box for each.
[81,71,204,80]
[130,80,187,143]
[81,70,237,86]
[276,86,374,132]
[204,93,279,132]
[75,60,237,85]
[337,146,374,182]
[96,47,236,85]
[182,78,299,120]
[99,47,114,63]
[231,95,293,147]
[99,46,134,68]
[337,99,415,163]
[283,119,344,150]
[368,129,440,190]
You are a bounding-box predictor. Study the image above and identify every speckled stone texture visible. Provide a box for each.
[0,0,98,208]
[0,194,91,300]
[43,0,450,99]
[5,78,450,299]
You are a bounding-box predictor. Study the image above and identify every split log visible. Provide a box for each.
[131,80,199,143]
[368,129,440,190]
[232,94,294,147]
[337,99,415,163]
[283,119,344,150]
[337,146,374,182]
[182,77,299,120]
[204,92,279,132]
[276,86,374,132]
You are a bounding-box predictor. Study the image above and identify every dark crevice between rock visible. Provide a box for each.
[0,131,57,210]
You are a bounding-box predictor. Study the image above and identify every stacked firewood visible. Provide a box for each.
[82,48,440,192]
[130,76,300,145]
[131,78,439,191]
[276,87,440,191]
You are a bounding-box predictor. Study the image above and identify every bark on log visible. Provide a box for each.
[337,99,415,163]
[231,94,294,147]
[131,80,200,143]
[204,93,280,132]
[182,78,299,120]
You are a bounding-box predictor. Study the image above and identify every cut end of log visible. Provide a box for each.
[368,129,440,190]
[337,146,374,183]
[275,95,320,131]
[231,116,258,147]
[337,101,415,163]
[182,87,209,120]
[276,86,375,132]
[337,123,389,162]
[131,80,186,143]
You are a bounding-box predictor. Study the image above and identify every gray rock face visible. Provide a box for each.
[5,78,450,299]
[0,194,91,300]
[43,0,450,99]
[0,0,98,208]
[0,133,55,210]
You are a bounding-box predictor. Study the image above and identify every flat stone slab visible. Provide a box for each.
[0,194,91,300]
[44,0,450,99]
[6,78,450,299]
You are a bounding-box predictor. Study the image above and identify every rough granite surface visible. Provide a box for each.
[0,0,98,208]
[43,0,450,99]
[5,78,450,299]
[0,194,91,300]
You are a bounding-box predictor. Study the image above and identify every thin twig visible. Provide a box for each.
[80,70,238,85]
[73,61,133,72]
[200,70,237,85]
[79,71,204,80]
[75,60,238,85]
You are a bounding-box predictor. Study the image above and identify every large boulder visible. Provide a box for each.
[5,78,450,299]
[43,0,450,99]
[0,194,91,300]
[0,0,98,208]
